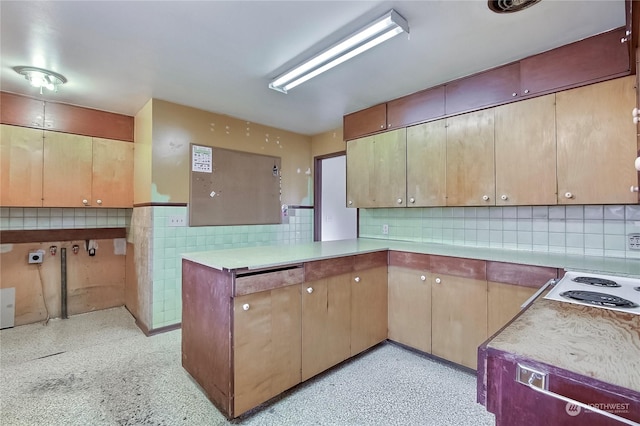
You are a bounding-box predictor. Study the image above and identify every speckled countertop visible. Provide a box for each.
[182,238,640,276]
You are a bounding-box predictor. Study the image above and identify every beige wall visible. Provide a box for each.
[134,100,153,205]
[0,240,126,326]
[311,127,345,159]
[148,99,313,205]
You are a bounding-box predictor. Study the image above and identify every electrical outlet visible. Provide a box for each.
[167,215,187,227]
[28,250,45,264]
[628,234,640,250]
[382,224,389,235]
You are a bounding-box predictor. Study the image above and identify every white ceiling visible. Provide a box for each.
[0,1,626,136]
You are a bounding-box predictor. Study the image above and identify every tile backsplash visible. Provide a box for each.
[359,205,640,259]
[0,207,130,230]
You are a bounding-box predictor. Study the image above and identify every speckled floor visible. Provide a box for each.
[1,307,495,426]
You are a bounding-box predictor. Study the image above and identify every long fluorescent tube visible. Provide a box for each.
[269,9,409,93]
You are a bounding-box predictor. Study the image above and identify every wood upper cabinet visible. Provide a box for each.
[350,252,388,356]
[388,252,431,353]
[445,63,521,115]
[556,75,637,204]
[406,119,447,207]
[387,85,445,130]
[486,262,558,337]
[42,131,133,208]
[446,109,495,206]
[494,94,557,205]
[92,138,133,207]
[346,128,407,208]
[430,256,487,370]
[301,272,351,381]
[233,284,301,417]
[343,103,387,141]
[0,125,43,207]
[42,131,93,207]
[0,92,44,128]
[520,28,630,97]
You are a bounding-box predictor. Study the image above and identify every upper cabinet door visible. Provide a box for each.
[343,103,387,141]
[406,119,447,207]
[0,125,43,207]
[520,28,630,97]
[43,131,93,207]
[556,76,637,205]
[346,128,407,208]
[445,63,520,115]
[446,109,495,206]
[494,94,557,205]
[387,86,445,129]
[92,138,134,208]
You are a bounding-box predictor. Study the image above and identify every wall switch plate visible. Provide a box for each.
[168,215,187,227]
[628,234,640,250]
[382,224,389,235]
[28,250,45,264]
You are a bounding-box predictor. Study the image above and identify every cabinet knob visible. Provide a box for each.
[512,92,517,97]
[501,194,508,201]
[435,277,441,284]
[387,124,392,128]
[524,89,530,94]
[631,186,639,193]
[82,199,89,206]
[306,287,313,294]
[380,124,385,129]
[242,303,250,311]
[482,195,490,201]
[96,199,103,205]
[397,198,403,204]
[420,275,426,281]
[348,200,353,205]
[409,197,415,204]
[564,192,573,199]
[354,276,361,283]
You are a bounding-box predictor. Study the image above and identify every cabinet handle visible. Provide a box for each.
[512,92,517,97]
[387,124,392,128]
[354,276,361,283]
[82,199,89,206]
[631,186,639,193]
[420,275,426,281]
[524,89,530,94]
[242,303,250,311]
[482,195,490,201]
[348,200,353,205]
[435,277,441,284]
[501,194,508,201]
[380,124,385,129]
[409,197,415,204]
[564,192,573,199]
[96,199,103,205]
[397,198,403,204]
[306,287,313,294]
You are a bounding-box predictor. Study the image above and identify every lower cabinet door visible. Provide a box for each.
[388,266,432,353]
[233,285,301,416]
[431,273,488,370]
[301,273,351,381]
[351,266,388,356]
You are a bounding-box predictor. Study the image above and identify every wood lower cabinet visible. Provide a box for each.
[346,128,406,208]
[494,94,557,206]
[301,272,351,381]
[351,261,388,356]
[556,75,637,204]
[388,252,431,353]
[406,119,447,207]
[0,125,43,207]
[233,284,301,416]
[445,109,495,206]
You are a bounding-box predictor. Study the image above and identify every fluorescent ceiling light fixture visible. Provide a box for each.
[269,9,409,93]
[13,66,67,94]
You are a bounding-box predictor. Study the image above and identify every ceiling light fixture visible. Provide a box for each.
[13,66,67,94]
[269,9,409,94]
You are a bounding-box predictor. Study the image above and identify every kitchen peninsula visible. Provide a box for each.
[181,239,640,419]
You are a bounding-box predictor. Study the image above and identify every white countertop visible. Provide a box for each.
[182,238,640,276]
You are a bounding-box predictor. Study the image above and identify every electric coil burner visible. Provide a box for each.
[544,271,640,315]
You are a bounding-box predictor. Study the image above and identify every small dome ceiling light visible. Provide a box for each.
[13,66,67,94]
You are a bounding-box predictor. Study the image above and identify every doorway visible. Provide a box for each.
[314,153,357,241]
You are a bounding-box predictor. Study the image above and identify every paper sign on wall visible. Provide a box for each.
[192,145,212,173]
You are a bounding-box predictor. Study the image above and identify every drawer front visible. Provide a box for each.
[235,266,304,296]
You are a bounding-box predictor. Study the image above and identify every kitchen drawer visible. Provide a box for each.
[234,265,304,296]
